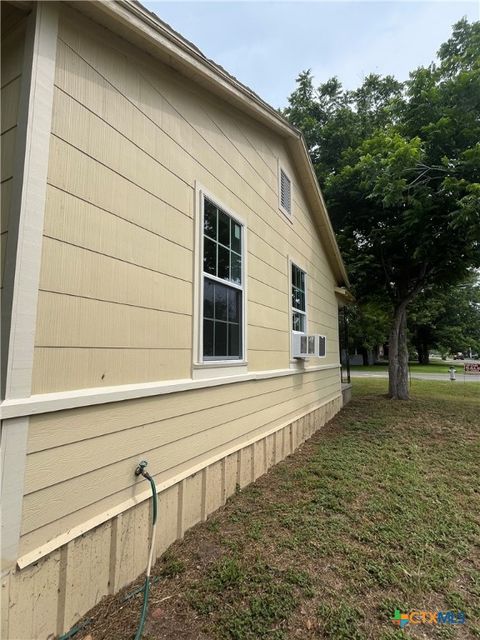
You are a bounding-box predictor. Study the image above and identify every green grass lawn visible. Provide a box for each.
[82,379,480,640]
[351,362,466,375]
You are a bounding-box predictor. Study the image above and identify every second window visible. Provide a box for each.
[291,263,306,334]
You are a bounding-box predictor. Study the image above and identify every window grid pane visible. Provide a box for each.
[203,198,242,287]
[291,264,306,333]
[217,245,230,280]
[203,197,243,360]
[292,311,306,333]
[203,278,242,358]
[218,210,230,247]
[231,220,242,253]
[204,238,216,276]
[203,319,214,356]
[204,200,217,240]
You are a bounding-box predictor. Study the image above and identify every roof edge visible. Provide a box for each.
[73,0,349,286]
[335,287,355,304]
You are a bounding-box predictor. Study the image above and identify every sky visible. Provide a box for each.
[143,0,479,109]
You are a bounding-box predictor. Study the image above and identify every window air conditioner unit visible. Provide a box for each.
[292,333,316,358]
[314,334,327,358]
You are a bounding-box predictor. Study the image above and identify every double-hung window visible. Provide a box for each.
[291,263,306,334]
[202,197,244,360]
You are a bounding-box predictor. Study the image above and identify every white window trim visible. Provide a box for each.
[289,257,308,364]
[278,160,293,221]
[193,182,248,378]
[291,261,308,335]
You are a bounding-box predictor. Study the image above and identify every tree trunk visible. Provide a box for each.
[419,344,430,365]
[415,332,430,365]
[361,347,369,366]
[388,304,409,400]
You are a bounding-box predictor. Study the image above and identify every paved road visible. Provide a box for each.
[350,371,480,383]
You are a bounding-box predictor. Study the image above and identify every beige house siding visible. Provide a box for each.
[20,368,340,557]
[1,3,348,637]
[1,8,26,289]
[3,395,341,639]
[32,6,338,393]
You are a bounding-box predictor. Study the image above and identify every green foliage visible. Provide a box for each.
[158,551,186,578]
[283,19,480,379]
[188,558,312,638]
[409,276,480,357]
[317,603,366,640]
[284,70,403,187]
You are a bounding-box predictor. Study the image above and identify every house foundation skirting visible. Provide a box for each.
[1,394,342,639]
[341,383,353,405]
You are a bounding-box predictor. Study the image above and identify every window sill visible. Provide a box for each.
[192,361,248,380]
[1,363,342,420]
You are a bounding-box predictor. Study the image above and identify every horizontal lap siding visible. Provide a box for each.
[1,128,17,185]
[24,0,343,542]
[35,292,192,348]
[46,144,193,248]
[33,23,196,391]
[1,39,23,286]
[32,348,192,392]
[4,396,342,640]
[20,368,340,555]
[39,237,192,316]
[33,7,340,391]
[0,232,7,288]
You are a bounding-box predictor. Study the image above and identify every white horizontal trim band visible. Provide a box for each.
[16,392,341,569]
[0,363,340,420]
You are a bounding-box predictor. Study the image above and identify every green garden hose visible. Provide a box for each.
[57,618,92,640]
[134,461,158,640]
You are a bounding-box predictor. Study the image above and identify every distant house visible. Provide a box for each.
[1,1,350,637]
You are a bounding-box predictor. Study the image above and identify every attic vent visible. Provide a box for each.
[280,169,292,215]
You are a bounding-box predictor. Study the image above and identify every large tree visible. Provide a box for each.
[284,19,480,399]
